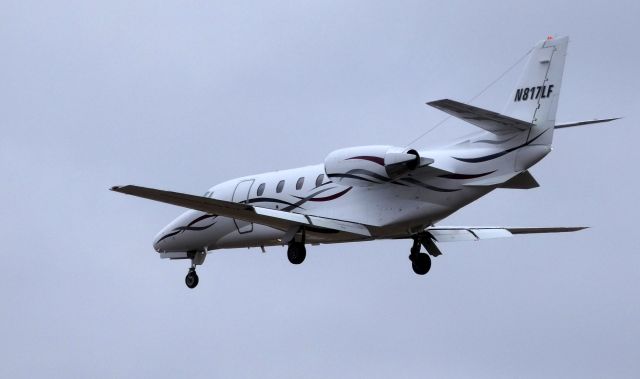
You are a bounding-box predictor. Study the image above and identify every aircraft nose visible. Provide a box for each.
[152,233,162,252]
[153,223,176,252]
[152,211,199,253]
[152,229,165,252]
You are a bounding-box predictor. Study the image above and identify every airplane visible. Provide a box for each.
[112,36,618,288]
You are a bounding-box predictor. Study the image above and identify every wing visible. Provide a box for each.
[110,185,372,237]
[426,226,587,242]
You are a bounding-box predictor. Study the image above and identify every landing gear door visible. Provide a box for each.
[232,179,254,234]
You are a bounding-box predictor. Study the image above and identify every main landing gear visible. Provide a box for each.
[287,241,306,264]
[409,233,442,276]
[185,249,206,289]
[286,227,307,265]
[409,239,431,275]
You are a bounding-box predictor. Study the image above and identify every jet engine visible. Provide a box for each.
[324,145,427,187]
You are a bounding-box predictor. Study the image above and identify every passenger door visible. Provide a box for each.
[231,179,254,234]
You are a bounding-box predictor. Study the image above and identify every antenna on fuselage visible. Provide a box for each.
[404,45,535,147]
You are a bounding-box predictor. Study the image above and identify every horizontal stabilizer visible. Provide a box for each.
[427,226,587,242]
[110,185,372,237]
[427,99,534,134]
[555,117,621,129]
[498,170,539,189]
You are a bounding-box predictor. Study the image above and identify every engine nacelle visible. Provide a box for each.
[324,145,421,187]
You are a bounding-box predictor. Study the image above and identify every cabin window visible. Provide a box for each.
[257,183,265,196]
[315,174,324,187]
[276,180,285,193]
[296,177,304,190]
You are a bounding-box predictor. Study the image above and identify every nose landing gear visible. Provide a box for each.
[185,267,199,288]
[184,249,206,289]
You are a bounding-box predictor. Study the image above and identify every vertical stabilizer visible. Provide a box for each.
[503,36,569,145]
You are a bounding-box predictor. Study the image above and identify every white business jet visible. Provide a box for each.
[112,36,617,288]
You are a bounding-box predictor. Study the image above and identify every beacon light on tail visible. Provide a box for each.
[112,36,618,288]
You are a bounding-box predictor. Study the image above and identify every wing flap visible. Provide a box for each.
[427,99,534,134]
[111,185,372,237]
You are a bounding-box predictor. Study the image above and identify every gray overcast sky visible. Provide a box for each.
[2,0,639,378]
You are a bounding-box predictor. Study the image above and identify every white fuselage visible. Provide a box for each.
[153,147,499,254]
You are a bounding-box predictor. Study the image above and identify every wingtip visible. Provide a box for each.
[110,185,129,192]
[425,99,450,107]
[563,226,589,232]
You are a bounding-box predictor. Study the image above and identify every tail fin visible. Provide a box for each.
[503,36,569,145]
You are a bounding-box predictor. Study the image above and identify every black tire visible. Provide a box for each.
[185,271,199,288]
[411,253,431,275]
[287,242,306,264]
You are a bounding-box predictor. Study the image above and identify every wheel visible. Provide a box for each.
[410,253,431,275]
[185,270,199,288]
[287,242,306,264]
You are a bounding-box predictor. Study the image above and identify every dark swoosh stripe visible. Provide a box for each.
[312,181,333,190]
[284,187,335,211]
[187,214,217,227]
[304,186,352,201]
[346,168,390,181]
[438,170,496,180]
[328,173,379,184]
[346,155,385,166]
[174,222,217,232]
[156,230,181,243]
[401,178,461,192]
[328,171,408,187]
[346,169,409,186]
[453,129,548,163]
[246,197,299,207]
[157,221,217,243]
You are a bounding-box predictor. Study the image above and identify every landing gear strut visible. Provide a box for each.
[185,249,206,289]
[409,238,431,275]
